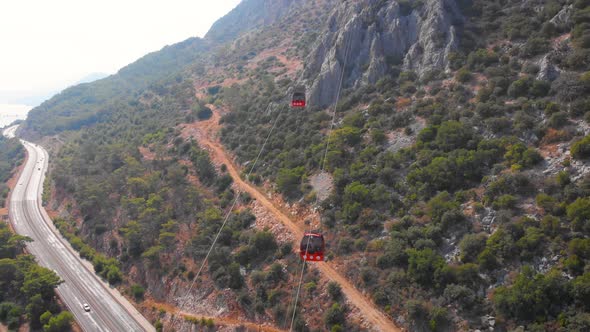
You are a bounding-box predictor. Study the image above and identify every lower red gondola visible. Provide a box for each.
[299,232,325,261]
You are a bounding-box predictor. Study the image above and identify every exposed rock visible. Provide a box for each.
[309,171,334,202]
[303,0,463,107]
[550,4,573,28]
[403,0,462,75]
[387,118,425,152]
[533,254,561,274]
[478,207,496,233]
[536,54,560,81]
[480,315,496,330]
[443,236,461,263]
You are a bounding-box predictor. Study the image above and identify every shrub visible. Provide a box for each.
[493,194,518,210]
[276,167,305,198]
[567,197,590,232]
[536,193,558,213]
[530,80,551,97]
[131,284,145,301]
[324,303,345,328]
[572,273,590,309]
[504,143,543,168]
[522,37,550,57]
[508,77,532,98]
[493,267,570,322]
[327,282,342,300]
[571,135,590,159]
[549,111,569,128]
[459,233,487,262]
[456,68,472,83]
[467,49,499,70]
[435,121,475,151]
[406,248,446,287]
[443,284,478,310]
[197,106,212,120]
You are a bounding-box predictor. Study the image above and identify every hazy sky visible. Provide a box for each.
[0,0,241,105]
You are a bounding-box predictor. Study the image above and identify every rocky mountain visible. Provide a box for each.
[304,0,463,107]
[15,0,590,331]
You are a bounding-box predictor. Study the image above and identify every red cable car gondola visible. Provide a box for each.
[299,232,325,261]
[291,86,306,108]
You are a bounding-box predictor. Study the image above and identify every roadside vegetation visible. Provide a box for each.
[0,135,24,207]
[0,136,72,331]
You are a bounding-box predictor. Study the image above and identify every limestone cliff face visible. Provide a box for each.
[302,0,463,107]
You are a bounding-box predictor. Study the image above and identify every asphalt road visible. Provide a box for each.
[4,126,154,332]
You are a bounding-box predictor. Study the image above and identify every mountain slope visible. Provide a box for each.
[21,37,209,137]
[21,0,590,331]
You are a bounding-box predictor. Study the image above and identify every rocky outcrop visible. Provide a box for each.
[302,0,463,107]
[550,4,573,28]
[536,54,560,81]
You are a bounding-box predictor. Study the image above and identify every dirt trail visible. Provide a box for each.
[146,300,284,332]
[181,105,401,332]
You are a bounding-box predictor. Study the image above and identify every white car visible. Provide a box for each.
[83,303,90,312]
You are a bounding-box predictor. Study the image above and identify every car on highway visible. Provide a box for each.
[83,303,90,312]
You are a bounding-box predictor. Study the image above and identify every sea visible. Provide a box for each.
[0,104,31,129]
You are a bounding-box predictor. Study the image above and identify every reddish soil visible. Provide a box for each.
[145,299,284,332]
[179,104,401,332]
[138,146,157,161]
[539,143,560,158]
[552,33,571,48]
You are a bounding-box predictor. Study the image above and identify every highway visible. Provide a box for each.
[4,125,154,332]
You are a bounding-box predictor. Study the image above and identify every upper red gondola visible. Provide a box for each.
[299,232,325,261]
[291,87,306,108]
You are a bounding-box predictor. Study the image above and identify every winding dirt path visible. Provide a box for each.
[181,105,401,332]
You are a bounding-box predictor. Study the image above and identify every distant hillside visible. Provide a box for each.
[205,0,295,43]
[21,37,209,137]
[74,72,109,85]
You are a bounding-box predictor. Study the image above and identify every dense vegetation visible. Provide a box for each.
[46,75,338,330]
[216,0,590,330]
[0,215,72,330]
[24,38,209,136]
[0,135,24,207]
[0,132,71,331]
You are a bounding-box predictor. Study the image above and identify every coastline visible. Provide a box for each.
[0,103,31,128]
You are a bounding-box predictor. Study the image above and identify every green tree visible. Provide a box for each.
[459,233,487,263]
[406,248,446,287]
[493,267,570,322]
[435,121,474,151]
[572,273,590,310]
[21,266,62,302]
[276,167,305,198]
[324,303,345,328]
[43,311,73,332]
[131,284,145,301]
[567,198,590,232]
